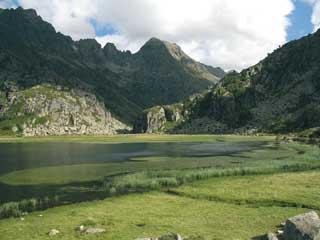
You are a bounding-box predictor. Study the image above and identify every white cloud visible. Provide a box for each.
[15,0,294,70]
[304,0,320,31]
[18,0,96,39]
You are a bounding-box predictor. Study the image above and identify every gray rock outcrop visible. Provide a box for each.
[144,106,167,134]
[0,84,129,136]
[262,211,320,240]
[283,211,320,240]
[266,232,279,240]
[134,104,184,133]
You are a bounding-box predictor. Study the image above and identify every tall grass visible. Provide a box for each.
[103,161,320,196]
[0,196,60,219]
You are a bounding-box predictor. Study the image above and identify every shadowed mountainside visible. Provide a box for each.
[135,30,320,134]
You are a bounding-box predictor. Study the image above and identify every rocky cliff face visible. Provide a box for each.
[133,104,185,134]
[0,84,129,136]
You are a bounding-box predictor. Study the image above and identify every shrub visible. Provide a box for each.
[0,195,62,219]
[0,202,21,218]
[18,199,37,212]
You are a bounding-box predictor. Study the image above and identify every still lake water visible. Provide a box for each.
[0,141,268,203]
[0,141,267,175]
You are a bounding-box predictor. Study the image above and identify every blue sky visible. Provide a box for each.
[287,0,314,41]
[0,0,318,70]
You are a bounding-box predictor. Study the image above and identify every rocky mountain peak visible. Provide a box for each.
[0,7,73,51]
[103,42,121,56]
[144,37,165,45]
[137,37,168,56]
[139,37,188,60]
[104,42,117,51]
[3,7,48,28]
[15,7,38,18]
[77,39,102,51]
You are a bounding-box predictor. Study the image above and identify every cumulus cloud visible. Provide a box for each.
[304,0,320,31]
[18,0,96,39]
[14,0,294,70]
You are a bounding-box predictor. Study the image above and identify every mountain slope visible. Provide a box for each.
[0,7,224,134]
[136,30,320,134]
[0,7,142,126]
[126,38,224,107]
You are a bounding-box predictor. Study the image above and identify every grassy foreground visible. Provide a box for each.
[1,171,319,240]
[0,135,319,239]
[174,171,320,210]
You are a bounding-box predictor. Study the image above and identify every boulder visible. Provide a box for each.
[135,238,157,240]
[84,227,106,234]
[76,225,106,234]
[183,236,204,240]
[48,229,60,236]
[158,232,183,240]
[76,225,86,232]
[267,233,278,240]
[283,211,320,240]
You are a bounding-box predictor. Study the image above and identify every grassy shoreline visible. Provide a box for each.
[0,134,276,144]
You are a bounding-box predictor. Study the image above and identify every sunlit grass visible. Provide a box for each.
[174,171,320,210]
[0,192,308,240]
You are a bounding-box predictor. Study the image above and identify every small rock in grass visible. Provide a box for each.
[84,227,106,234]
[159,232,183,240]
[276,230,283,235]
[135,238,155,240]
[75,225,86,232]
[136,223,146,227]
[48,229,60,236]
[12,126,18,133]
[267,232,278,240]
[184,235,205,240]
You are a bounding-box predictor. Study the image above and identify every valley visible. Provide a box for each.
[0,5,319,240]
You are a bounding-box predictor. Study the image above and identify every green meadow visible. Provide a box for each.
[0,134,274,144]
[0,135,319,239]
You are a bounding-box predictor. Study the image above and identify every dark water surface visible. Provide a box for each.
[0,141,267,175]
[0,141,268,203]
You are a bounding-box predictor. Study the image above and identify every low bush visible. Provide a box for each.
[0,202,21,218]
[0,195,61,219]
